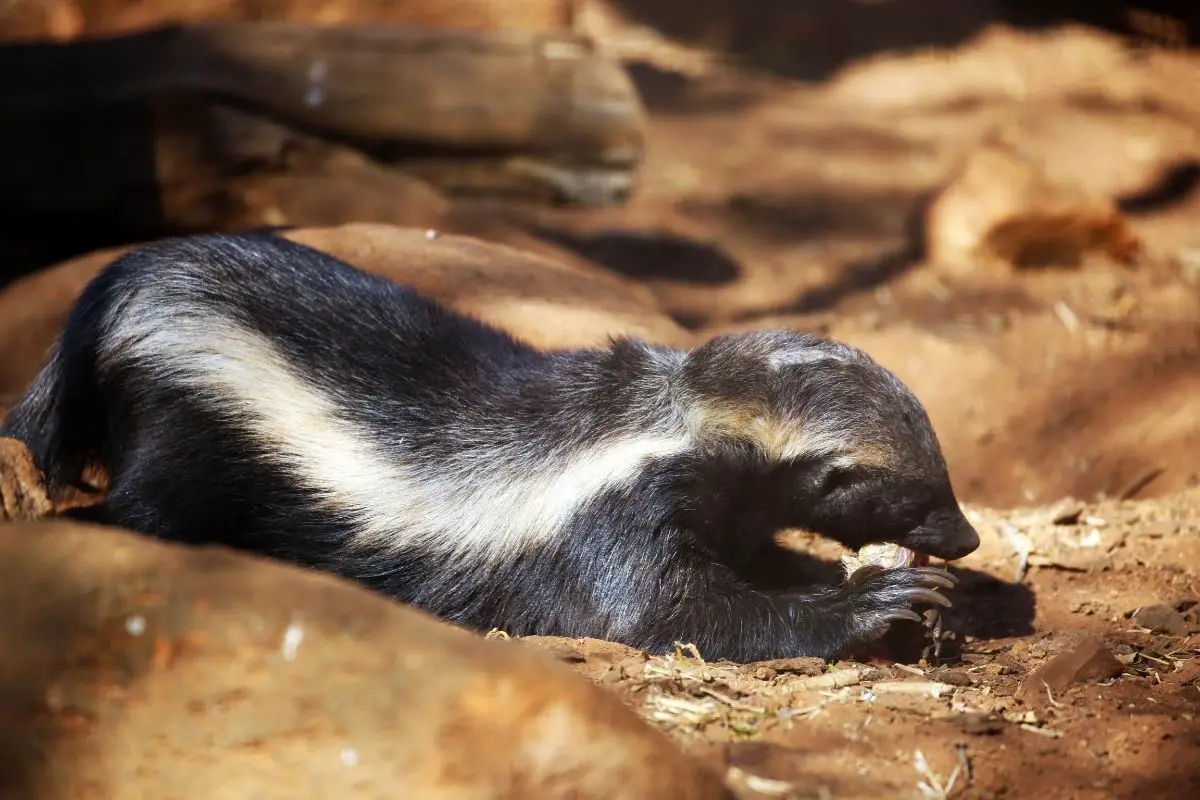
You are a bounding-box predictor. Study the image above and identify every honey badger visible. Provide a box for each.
[2,233,980,662]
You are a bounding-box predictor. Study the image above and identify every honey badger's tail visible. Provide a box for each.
[1,265,122,493]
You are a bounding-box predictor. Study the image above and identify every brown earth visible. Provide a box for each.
[512,490,1200,800]
[1,2,1198,799]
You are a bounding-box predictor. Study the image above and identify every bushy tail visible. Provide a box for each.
[1,273,116,493]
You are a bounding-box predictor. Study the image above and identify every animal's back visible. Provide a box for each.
[1,232,532,557]
[94,232,521,387]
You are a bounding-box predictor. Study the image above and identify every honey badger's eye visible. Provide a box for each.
[817,466,856,498]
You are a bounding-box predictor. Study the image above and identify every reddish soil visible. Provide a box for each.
[521,491,1200,799]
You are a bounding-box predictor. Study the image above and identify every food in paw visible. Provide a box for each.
[840,542,916,577]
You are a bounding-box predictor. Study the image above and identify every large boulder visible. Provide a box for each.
[0,223,693,402]
[0,519,732,799]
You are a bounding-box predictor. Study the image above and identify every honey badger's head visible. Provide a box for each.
[672,330,980,561]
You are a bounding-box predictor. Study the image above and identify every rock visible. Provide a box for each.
[925,141,1143,272]
[0,437,103,522]
[0,520,733,800]
[0,224,694,403]
[1016,631,1124,702]
[1184,605,1200,635]
[932,669,973,687]
[1130,604,1189,636]
[1049,498,1085,526]
[0,437,53,520]
[958,713,1004,736]
[745,657,825,676]
[284,225,690,351]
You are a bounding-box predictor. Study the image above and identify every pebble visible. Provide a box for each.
[1017,632,1124,700]
[934,669,974,687]
[1130,604,1189,636]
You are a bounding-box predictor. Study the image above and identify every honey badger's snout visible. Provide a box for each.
[860,397,982,562]
[895,504,980,562]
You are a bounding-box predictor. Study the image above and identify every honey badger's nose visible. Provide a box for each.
[904,506,981,561]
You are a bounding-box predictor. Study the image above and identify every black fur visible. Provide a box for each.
[2,232,980,662]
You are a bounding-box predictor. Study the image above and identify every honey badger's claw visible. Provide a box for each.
[913,566,959,589]
[838,564,957,643]
[907,588,953,608]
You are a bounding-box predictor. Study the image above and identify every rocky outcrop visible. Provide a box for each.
[0,519,732,799]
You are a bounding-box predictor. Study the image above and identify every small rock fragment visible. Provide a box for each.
[1130,604,1189,636]
[960,714,1004,736]
[1017,632,1124,700]
[1050,499,1085,526]
[932,669,973,687]
[747,657,825,677]
[1182,605,1200,634]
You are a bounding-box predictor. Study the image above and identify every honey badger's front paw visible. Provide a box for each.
[836,565,956,644]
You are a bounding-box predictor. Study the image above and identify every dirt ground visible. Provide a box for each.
[2,2,1199,798]
[518,490,1200,799]
[496,8,1200,799]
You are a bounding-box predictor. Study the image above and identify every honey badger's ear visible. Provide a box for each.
[677,334,772,404]
[678,330,853,396]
